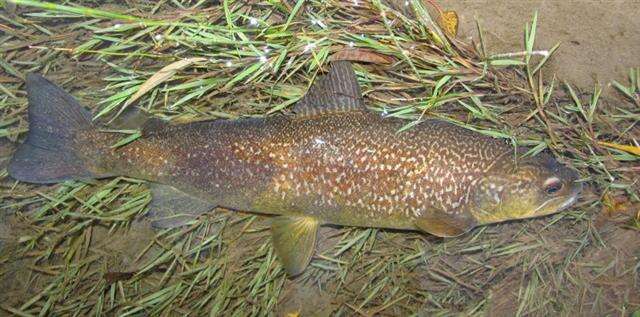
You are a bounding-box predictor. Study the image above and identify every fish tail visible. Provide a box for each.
[8,74,111,183]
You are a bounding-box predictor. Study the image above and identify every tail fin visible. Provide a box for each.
[8,74,101,184]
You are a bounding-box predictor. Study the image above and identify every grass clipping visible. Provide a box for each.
[1,1,639,316]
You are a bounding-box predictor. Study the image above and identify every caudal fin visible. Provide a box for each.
[8,74,102,183]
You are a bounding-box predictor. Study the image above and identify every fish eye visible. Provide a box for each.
[543,177,563,195]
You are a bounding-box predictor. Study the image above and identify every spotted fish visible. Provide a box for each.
[8,62,582,276]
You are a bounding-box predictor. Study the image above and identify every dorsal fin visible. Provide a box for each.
[293,61,364,116]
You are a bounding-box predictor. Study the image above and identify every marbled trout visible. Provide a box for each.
[9,62,582,275]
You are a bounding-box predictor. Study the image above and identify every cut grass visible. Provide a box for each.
[1,0,639,316]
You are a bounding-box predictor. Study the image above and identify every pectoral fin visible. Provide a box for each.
[271,216,320,276]
[415,213,476,237]
[147,183,215,229]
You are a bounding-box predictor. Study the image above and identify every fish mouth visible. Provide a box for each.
[532,182,582,217]
[556,193,578,211]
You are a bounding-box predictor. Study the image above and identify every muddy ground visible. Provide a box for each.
[0,1,639,316]
[447,0,640,95]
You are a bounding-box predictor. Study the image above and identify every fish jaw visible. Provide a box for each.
[529,180,582,217]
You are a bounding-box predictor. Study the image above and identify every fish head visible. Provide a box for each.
[471,152,582,224]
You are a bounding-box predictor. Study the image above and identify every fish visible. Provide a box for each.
[8,61,582,276]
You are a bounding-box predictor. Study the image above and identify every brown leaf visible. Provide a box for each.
[103,271,135,284]
[330,49,394,65]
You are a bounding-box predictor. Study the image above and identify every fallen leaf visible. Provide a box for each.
[602,193,630,216]
[598,141,640,156]
[330,48,394,64]
[127,57,206,107]
[595,192,639,229]
[437,10,459,37]
[110,57,206,122]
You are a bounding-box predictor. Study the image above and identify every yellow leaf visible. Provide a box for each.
[602,193,629,215]
[598,141,640,156]
[437,10,459,37]
[285,311,300,317]
[109,57,206,122]
[126,57,206,107]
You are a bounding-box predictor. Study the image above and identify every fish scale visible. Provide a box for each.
[8,62,581,276]
[100,111,508,229]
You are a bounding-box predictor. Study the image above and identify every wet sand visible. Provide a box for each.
[447,0,640,94]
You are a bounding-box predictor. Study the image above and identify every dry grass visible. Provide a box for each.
[0,0,639,316]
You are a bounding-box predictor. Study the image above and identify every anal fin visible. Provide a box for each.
[147,183,215,229]
[271,216,320,276]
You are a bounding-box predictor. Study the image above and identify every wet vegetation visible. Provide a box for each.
[0,0,638,315]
